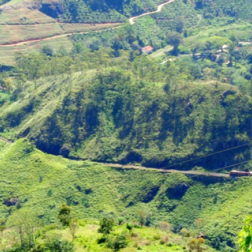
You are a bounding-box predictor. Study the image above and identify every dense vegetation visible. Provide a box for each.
[1,51,252,170]
[58,0,165,23]
[2,0,252,250]
[0,139,252,251]
[56,0,252,25]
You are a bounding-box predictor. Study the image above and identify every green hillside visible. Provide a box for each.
[1,139,252,251]
[2,0,252,251]
[1,62,252,170]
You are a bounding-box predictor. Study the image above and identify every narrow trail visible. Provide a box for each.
[0,135,12,144]
[0,33,74,47]
[129,0,175,24]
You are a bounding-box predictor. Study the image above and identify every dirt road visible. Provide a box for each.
[0,134,229,177]
[129,0,175,24]
[101,163,230,178]
[0,135,12,144]
[0,26,121,47]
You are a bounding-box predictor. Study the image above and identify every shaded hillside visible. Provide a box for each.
[191,0,252,20]
[1,67,252,170]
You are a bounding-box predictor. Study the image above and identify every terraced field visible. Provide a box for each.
[0,0,121,65]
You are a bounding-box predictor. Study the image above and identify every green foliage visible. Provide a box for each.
[107,231,129,251]
[98,217,114,234]
[44,239,74,252]
[59,0,164,23]
[57,203,72,226]
[238,216,252,252]
[2,61,252,170]
[0,139,251,250]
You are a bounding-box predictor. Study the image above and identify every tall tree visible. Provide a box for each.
[57,203,72,226]
[238,217,252,252]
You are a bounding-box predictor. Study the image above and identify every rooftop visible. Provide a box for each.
[142,45,154,53]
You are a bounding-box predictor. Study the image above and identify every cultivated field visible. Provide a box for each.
[0,23,64,44]
[60,22,121,33]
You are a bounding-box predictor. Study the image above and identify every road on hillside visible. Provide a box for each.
[0,135,12,144]
[129,0,175,24]
[0,0,176,46]
[0,26,120,47]
[0,134,229,177]
[101,163,230,178]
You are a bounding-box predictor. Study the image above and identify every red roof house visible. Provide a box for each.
[142,45,154,54]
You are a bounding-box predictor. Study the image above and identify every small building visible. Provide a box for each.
[142,45,154,54]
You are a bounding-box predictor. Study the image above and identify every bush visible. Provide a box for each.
[160,235,169,244]
[98,217,114,234]
[45,239,74,252]
[107,232,129,252]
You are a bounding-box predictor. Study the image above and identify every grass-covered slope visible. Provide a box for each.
[1,139,252,250]
[1,68,252,170]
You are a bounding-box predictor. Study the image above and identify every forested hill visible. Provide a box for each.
[56,0,165,23]
[1,53,252,171]
[57,0,252,23]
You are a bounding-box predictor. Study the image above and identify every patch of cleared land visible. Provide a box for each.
[149,44,173,59]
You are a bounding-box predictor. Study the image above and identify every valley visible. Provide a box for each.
[1,0,252,251]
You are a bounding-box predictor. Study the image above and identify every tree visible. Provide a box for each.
[0,218,5,233]
[6,210,39,248]
[46,239,74,252]
[57,203,72,226]
[107,232,128,252]
[238,216,252,252]
[42,45,54,57]
[98,217,114,234]
[69,218,78,241]
[188,237,205,252]
[191,42,204,58]
[136,210,151,227]
[166,32,182,56]
[159,222,170,232]
[175,16,184,33]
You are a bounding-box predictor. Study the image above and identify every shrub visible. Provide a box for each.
[160,235,169,244]
[107,232,129,251]
[98,217,114,234]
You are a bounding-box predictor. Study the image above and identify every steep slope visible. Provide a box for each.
[0,68,252,170]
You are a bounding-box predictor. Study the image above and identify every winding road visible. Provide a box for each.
[129,0,175,25]
[0,0,176,46]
